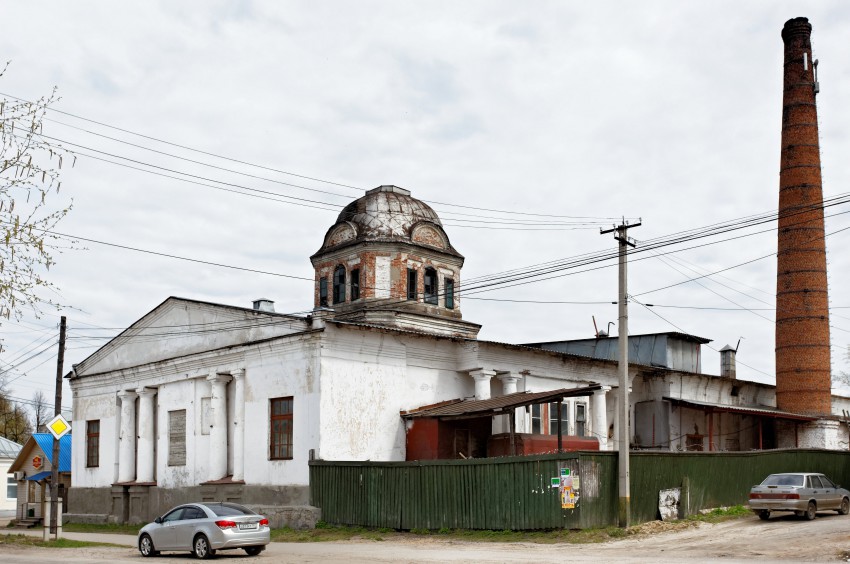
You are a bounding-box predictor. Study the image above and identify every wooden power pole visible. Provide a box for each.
[50,315,66,537]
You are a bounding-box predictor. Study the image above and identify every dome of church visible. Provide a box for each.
[336,185,442,238]
[315,185,461,257]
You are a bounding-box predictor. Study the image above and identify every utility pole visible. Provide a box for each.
[601,220,640,528]
[50,316,66,538]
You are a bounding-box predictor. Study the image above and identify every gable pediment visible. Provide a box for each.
[72,297,309,377]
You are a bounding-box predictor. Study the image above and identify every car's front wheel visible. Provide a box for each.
[805,501,817,520]
[757,510,770,521]
[839,497,850,515]
[193,534,216,559]
[139,533,158,557]
[245,546,264,556]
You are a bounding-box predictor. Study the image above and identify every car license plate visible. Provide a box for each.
[239,523,258,530]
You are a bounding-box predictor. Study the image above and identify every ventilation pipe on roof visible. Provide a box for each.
[720,345,736,379]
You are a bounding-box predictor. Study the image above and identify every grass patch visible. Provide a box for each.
[271,522,636,544]
[0,534,120,548]
[63,522,143,535]
[272,522,387,543]
[685,505,751,523]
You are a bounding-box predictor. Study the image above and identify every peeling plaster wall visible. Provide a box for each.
[72,390,119,487]
[71,333,321,489]
[316,326,461,462]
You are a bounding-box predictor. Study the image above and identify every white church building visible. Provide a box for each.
[67,185,848,526]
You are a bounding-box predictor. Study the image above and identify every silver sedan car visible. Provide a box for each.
[749,472,850,521]
[138,502,270,558]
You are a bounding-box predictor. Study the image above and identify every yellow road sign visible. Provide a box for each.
[47,414,71,440]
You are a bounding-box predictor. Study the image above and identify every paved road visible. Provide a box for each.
[3,512,850,563]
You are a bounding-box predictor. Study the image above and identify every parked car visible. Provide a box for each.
[748,472,850,521]
[137,502,270,558]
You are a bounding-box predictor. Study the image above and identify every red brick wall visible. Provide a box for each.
[312,248,460,310]
[775,18,832,415]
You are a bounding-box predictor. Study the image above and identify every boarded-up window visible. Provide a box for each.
[270,397,293,460]
[200,397,211,435]
[374,256,390,298]
[168,410,187,466]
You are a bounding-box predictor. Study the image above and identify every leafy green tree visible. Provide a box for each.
[1,63,74,323]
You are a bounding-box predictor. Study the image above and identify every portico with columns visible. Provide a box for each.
[463,367,613,450]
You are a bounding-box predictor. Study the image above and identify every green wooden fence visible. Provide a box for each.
[310,449,850,530]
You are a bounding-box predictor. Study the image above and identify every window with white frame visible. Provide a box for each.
[575,403,587,436]
[531,404,542,434]
[549,402,569,435]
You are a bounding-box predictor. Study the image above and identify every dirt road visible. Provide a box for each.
[3,512,850,563]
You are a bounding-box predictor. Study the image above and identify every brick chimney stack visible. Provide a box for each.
[775,17,831,415]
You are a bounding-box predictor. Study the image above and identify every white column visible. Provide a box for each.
[231,369,246,482]
[117,390,138,483]
[498,372,521,433]
[470,369,496,400]
[207,373,232,481]
[135,387,157,483]
[592,386,611,451]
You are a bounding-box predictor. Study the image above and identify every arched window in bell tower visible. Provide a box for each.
[333,265,346,304]
[424,267,438,305]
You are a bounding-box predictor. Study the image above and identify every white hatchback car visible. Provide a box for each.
[138,502,270,558]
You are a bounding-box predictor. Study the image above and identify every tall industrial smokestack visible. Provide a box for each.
[775,17,831,415]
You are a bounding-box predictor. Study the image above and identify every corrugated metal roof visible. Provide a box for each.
[528,332,713,346]
[402,385,602,420]
[33,433,72,472]
[663,397,817,422]
[26,471,53,481]
[0,436,23,458]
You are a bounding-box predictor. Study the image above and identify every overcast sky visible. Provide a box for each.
[3,1,850,416]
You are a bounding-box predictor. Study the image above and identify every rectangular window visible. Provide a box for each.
[407,268,418,300]
[168,410,187,466]
[575,403,586,437]
[350,268,360,301]
[423,268,438,305]
[7,476,17,500]
[549,402,569,435]
[445,279,454,309]
[86,420,100,468]
[270,397,294,460]
[319,277,328,307]
[531,404,542,434]
[333,266,346,304]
